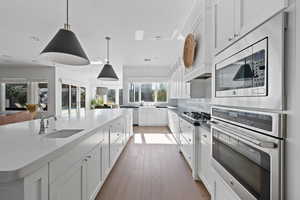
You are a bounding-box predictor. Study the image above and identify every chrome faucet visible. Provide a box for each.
[39,104,57,135]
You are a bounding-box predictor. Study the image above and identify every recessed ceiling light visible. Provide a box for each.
[135,30,144,41]
[144,58,151,62]
[29,36,41,42]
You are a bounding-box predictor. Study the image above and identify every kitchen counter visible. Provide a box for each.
[0,109,130,183]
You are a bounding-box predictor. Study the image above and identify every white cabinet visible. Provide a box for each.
[1,113,133,200]
[213,0,287,54]
[180,0,212,81]
[179,118,195,168]
[169,65,190,99]
[198,127,214,194]
[213,0,236,52]
[24,165,49,200]
[237,0,287,38]
[167,110,180,143]
[50,160,87,200]
[50,144,101,200]
[101,126,110,180]
[139,107,168,126]
[86,145,101,200]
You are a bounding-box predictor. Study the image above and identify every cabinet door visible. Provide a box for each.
[198,130,213,193]
[236,0,287,37]
[213,0,235,53]
[50,160,87,200]
[86,145,101,200]
[24,165,48,200]
[102,128,110,179]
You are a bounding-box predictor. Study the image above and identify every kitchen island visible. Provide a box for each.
[0,109,133,200]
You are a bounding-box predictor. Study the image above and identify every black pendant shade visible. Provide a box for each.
[98,63,119,81]
[97,37,119,81]
[40,0,89,66]
[41,29,89,65]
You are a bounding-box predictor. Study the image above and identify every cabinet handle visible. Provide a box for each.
[234,33,239,38]
[203,134,207,138]
[83,158,88,162]
[228,37,233,41]
[86,155,92,159]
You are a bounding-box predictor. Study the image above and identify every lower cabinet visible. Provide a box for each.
[86,145,101,200]
[198,127,214,193]
[139,107,168,126]
[0,112,133,200]
[50,160,87,200]
[167,110,180,143]
[101,126,110,180]
[24,165,49,200]
[50,117,131,200]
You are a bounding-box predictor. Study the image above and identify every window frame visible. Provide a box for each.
[128,82,168,103]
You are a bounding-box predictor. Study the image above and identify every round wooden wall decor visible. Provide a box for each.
[183,33,197,68]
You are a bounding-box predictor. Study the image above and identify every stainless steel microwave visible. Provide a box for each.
[212,13,286,111]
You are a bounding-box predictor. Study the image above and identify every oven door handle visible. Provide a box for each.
[210,121,277,149]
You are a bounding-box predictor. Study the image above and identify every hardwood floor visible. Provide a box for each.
[96,126,210,200]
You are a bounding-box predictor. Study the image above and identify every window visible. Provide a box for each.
[141,83,155,102]
[129,82,168,103]
[107,89,116,104]
[80,87,86,108]
[134,84,140,102]
[71,86,77,109]
[157,83,167,102]
[38,83,48,111]
[119,89,123,105]
[129,83,134,102]
[5,83,27,110]
[62,84,69,110]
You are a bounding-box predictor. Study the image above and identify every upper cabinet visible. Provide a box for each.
[213,0,236,52]
[169,63,190,99]
[213,0,288,54]
[183,0,213,81]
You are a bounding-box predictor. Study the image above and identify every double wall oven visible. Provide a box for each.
[210,106,285,200]
[212,13,286,111]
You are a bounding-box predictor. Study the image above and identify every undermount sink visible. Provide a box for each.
[45,129,84,138]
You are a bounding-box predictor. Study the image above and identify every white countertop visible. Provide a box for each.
[0,109,130,183]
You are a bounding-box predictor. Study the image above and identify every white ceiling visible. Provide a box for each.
[0,0,195,80]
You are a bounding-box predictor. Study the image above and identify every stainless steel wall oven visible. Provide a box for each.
[210,106,285,200]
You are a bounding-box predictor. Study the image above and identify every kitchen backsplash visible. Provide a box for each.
[176,98,211,113]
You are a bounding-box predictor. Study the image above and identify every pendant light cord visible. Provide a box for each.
[64,0,70,30]
[67,0,69,25]
[106,37,110,64]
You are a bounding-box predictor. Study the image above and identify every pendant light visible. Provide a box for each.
[40,0,90,66]
[97,37,119,81]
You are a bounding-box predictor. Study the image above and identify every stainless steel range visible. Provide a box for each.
[210,106,285,200]
[182,111,211,125]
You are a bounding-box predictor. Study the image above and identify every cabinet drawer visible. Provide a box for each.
[49,130,103,184]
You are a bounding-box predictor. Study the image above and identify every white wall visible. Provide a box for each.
[285,1,300,199]
[0,64,56,115]
[122,65,171,105]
